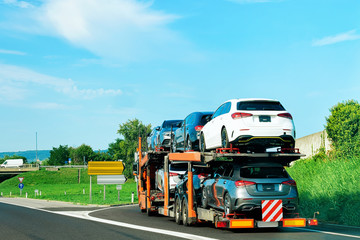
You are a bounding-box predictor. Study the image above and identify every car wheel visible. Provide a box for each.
[171,137,177,153]
[224,193,232,216]
[182,199,189,226]
[201,187,208,209]
[175,197,182,225]
[221,128,230,148]
[200,133,206,153]
[186,136,192,151]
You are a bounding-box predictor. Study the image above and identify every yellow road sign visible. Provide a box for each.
[88,161,124,175]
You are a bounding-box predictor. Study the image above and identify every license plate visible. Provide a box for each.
[262,184,275,191]
[259,116,271,122]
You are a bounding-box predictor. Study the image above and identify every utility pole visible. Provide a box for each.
[36,132,38,161]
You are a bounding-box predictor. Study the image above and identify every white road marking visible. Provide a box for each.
[293,227,360,239]
[0,200,217,240]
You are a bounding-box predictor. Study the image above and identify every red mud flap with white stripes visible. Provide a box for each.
[262,200,283,222]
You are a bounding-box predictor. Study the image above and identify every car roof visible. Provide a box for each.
[225,98,280,103]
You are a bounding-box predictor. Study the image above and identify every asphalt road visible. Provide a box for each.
[0,198,360,240]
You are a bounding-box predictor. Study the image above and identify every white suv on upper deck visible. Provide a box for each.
[199,98,295,153]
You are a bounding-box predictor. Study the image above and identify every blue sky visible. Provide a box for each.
[0,0,359,152]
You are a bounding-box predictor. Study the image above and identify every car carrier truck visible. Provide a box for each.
[134,137,318,229]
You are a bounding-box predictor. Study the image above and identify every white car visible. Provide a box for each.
[155,163,188,193]
[199,98,296,153]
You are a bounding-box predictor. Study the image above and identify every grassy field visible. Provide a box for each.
[0,168,138,205]
[287,155,360,226]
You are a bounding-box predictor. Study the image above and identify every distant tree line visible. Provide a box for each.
[46,118,151,178]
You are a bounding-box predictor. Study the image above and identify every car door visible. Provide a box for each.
[205,104,226,148]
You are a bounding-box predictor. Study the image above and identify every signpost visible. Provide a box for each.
[87,161,125,201]
[18,177,24,196]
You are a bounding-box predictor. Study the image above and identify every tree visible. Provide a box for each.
[69,144,95,164]
[48,145,70,165]
[111,119,152,178]
[325,99,360,156]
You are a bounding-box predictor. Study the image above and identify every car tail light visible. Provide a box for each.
[235,180,256,187]
[278,113,293,119]
[169,172,179,176]
[197,173,209,179]
[195,125,203,131]
[282,180,296,186]
[231,112,253,119]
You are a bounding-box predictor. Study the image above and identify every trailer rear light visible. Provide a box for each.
[308,219,318,226]
[231,112,253,119]
[195,125,203,131]
[278,113,293,119]
[282,180,297,186]
[169,172,179,176]
[235,180,256,187]
[216,221,228,228]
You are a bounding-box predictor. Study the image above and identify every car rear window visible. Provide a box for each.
[163,120,182,128]
[240,167,288,178]
[170,163,188,171]
[237,101,285,111]
[200,114,212,125]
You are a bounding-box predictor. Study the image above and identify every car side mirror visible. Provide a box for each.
[156,127,160,131]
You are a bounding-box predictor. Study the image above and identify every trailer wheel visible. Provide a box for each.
[146,196,155,216]
[175,197,182,225]
[182,200,190,226]
[201,187,208,209]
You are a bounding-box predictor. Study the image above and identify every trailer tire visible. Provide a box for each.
[182,199,190,226]
[175,197,182,225]
[146,196,155,216]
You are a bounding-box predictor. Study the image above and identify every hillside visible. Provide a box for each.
[0,150,50,162]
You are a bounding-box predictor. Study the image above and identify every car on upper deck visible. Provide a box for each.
[171,111,213,152]
[157,120,183,149]
[147,126,160,150]
[199,98,295,153]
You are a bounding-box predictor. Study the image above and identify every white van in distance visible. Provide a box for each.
[1,159,24,168]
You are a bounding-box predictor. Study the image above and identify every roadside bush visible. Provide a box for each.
[325,99,360,157]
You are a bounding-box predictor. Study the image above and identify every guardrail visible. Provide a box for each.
[39,165,88,169]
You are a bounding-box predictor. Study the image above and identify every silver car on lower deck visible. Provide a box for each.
[201,162,298,220]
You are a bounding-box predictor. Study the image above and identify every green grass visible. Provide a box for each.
[287,156,360,226]
[0,168,138,205]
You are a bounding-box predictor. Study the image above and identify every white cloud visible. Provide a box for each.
[0,63,122,101]
[3,0,34,8]
[31,102,67,110]
[312,30,360,47]
[0,49,26,55]
[3,0,195,62]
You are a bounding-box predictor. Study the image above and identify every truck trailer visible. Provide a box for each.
[134,138,318,229]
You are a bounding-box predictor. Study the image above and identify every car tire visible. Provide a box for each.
[224,193,232,216]
[200,133,206,153]
[221,128,230,148]
[186,136,192,151]
[175,197,182,225]
[201,187,208,209]
[182,199,190,226]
